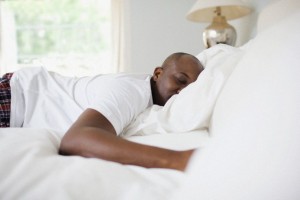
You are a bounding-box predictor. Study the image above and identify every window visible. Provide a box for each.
[0,0,112,76]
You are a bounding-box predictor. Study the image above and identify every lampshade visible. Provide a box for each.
[186,0,252,48]
[186,0,252,22]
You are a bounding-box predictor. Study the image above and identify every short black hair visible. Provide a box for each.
[161,52,203,70]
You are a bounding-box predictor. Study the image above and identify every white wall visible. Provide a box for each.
[123,0,277,74]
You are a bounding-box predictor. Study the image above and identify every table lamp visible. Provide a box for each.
[186,0,252,48]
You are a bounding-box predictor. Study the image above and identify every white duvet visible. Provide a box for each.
[0,128,210,200]
[0,44,243,200]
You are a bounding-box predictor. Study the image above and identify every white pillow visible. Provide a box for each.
[123,44,244,137]
[158,45,243,133]
[173,10,300,200]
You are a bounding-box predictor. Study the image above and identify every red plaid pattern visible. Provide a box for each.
[0,73,13,127]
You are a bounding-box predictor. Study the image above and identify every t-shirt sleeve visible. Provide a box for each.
[86,77,151,135]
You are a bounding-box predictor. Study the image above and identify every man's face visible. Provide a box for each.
[153,56,203,105]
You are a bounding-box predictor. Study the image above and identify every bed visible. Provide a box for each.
[1,0,300,199]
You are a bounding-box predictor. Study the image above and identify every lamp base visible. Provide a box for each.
[203,16,237,48]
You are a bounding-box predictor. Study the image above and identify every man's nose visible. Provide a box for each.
[176,83,190,94]
[176,88,183,94]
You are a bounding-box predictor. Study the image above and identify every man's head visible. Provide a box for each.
[151,52,204,106]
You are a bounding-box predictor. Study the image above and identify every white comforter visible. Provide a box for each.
[0,129,172,200]
[0,128,207,200]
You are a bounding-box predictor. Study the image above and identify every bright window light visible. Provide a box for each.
[0,0,112,76]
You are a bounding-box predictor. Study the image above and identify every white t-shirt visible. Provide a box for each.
[10,67,153,135]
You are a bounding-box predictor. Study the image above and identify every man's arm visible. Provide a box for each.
[59,108,194,171]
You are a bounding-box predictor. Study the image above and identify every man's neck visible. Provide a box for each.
[150,78,163,106]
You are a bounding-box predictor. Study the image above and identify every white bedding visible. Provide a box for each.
[0,128,206,200]
[122,44,242,137]
[172,4,300,200]
[0,43,243,199]
[1,45,239,200]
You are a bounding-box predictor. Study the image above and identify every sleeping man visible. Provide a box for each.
[0,52,204,171]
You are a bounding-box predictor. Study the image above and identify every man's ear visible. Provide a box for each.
[152,67,163,81]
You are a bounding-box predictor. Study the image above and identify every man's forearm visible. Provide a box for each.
[59,126,194,171]
[59,108,193,171]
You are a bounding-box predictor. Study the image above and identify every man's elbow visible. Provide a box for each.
[58,136,72,156]
[58,132,81,156]
[58,131,93,158]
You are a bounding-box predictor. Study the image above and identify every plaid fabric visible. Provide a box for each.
[0,73,13,127]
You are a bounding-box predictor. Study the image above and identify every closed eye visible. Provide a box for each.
[174,74,188,85]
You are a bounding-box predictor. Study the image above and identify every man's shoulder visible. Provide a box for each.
[111,73,151,81]
[87,73,152,95]
[90,73,151,88]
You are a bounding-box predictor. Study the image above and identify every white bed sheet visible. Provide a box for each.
[0,128,207,200]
